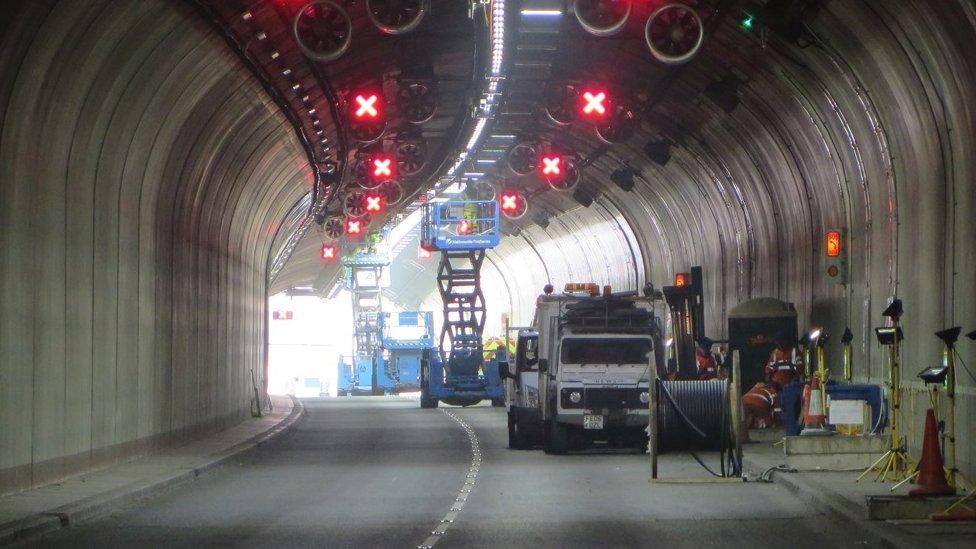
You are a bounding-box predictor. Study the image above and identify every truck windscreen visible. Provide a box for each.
[560,338,652,365]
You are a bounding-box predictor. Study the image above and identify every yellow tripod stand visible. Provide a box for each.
[858,300,914,483]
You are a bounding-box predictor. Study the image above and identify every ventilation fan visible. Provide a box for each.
[465,179,497,201]
[596,104,637,144]
[293,1,353,62]
[354,156,384,189]
[645,3,704,65]
[507,142,539,176]
[575,0,632,36]
[544,83,578,126]
[395,137,428,176]
[546,164,580,192]
[344,190,367,217]
[324,215,345,239]
[366,0,429,35]
[397,81,438,124]
[349,120,385,144]
[378,180,404,205]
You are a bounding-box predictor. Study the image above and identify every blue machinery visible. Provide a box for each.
[419,201,506,407]
[379,311,436,393]
[337,252,395,396]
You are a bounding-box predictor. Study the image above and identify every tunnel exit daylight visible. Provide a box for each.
[1,0,975,547]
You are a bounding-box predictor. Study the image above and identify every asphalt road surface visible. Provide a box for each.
[21,397,890,548]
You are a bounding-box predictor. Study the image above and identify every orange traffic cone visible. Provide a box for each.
[800,377,832,436]
[910,408,955,497]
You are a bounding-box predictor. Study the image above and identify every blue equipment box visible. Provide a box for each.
[781,382,886,436]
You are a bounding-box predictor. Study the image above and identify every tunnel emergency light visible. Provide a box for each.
[345,218,363,235]
[352,93,381,120]
[320,243,337,261]
[364,193,384,213]
[674,273,690,287]
[501,191,522,213]
[372,155,393,179]
[580,89,609,119]
[541,154,562,177]
[499,189,527,219]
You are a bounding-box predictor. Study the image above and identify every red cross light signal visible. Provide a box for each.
[364,193,384,213]
[499,189,527,219]
[371,155,393,180]
[352,93,381,120]
[320,244,337,261]
[346,218,363,235]
[541,155,561,177]
[501,192,520,212]
[580,88,609,119]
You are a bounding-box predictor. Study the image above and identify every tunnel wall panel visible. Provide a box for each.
[0,0,308,495]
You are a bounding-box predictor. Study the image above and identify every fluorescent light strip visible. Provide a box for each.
[520,9,562,17]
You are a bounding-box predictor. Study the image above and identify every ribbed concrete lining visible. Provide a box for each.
[0,0,309,494]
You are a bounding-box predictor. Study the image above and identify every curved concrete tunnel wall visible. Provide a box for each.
[0,0,310,494]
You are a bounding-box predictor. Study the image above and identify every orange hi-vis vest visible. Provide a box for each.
[765,347,802,387]
[696,349,718,380]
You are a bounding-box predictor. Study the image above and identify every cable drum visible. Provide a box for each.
[656,380,730,452]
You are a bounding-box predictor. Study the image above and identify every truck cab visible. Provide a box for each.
[542,333,653,453]
[505,284,659,454]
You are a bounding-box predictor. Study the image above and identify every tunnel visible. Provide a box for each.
[1,0,975,546]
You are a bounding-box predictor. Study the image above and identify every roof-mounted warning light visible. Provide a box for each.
[565,282,600,296]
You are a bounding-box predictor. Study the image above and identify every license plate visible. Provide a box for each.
[583,414,604,430]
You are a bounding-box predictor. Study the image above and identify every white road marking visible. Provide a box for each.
[417,409,481,549]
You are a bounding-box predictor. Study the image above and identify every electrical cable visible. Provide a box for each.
[953,350,975,383]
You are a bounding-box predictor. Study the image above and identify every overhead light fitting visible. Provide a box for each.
[643,139,671,166]
[610,167,636,192]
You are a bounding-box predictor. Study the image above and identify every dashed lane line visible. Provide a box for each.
[417,409,481,549]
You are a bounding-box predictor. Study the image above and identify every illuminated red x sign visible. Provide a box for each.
[457,220,472,235]
[582,91,607,116]
[364,194,383,213]
[541,155,562,176]
[353,94,379,119]
[501,192,520,211]
[320,244,337,260]
[346,218,362,235]
[372,157,392,179]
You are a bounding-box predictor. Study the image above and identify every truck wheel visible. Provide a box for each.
[548,421,569,454]
[508,412,529,450]
[420,383,438,409]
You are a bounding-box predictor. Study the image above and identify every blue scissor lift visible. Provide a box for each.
[337,252,396,396]
[419,200,506,408]
[378,311,436,393]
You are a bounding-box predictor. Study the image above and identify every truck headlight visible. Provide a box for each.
[639,391,649,404]
[569,391,582,404]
